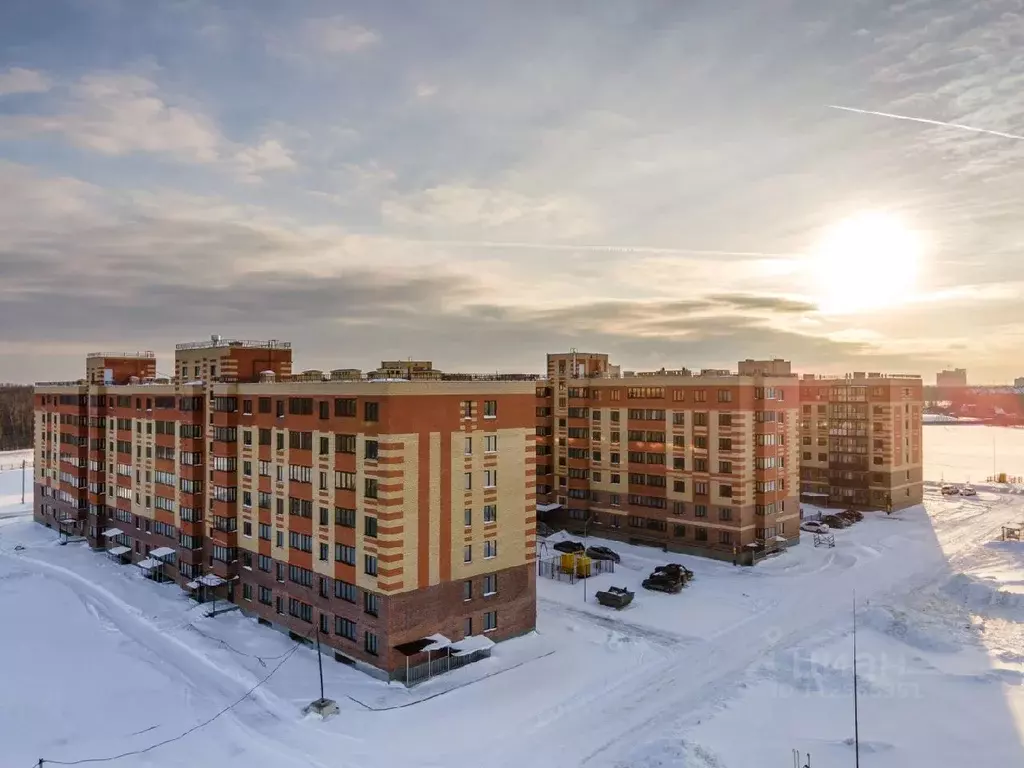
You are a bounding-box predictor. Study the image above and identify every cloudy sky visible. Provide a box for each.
[2,0,1023,385]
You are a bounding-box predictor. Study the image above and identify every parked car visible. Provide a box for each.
[653,563,694,583]
[839,509,864,523]
[642,571,684,594]
[960,485,977,497]
[940,484,960,496]
[822,514,849,529]
[536,522,554,538]
[585,545,621,563]
[595,586,634,609]
[552,540,585,554]
[800,520,830,534]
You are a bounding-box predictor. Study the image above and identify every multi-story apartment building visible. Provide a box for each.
[798,372,923,510]
[34,338,538,681]
[535,352,802,563]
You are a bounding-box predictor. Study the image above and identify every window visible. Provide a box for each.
[463,545,472,563]
[694,481,709,495]
[364,478,378,498]
[335,471,356,491]
[694,504,708,518]
[673,480,685,493]
[319,542,329,561]
[694,527,708,542]
[364,401,379,421]
[484,469,497,488]
[464,508,472,527]
[364,592,380,616]
[319,400,330,420]
[258,586,273,605]
[719,530,733,545]
[484,434,497,452]
[335,616,357,640]
[335,544,355,564]
[463,580,472,600]
[333,580,358,604]
[483,611,497,631]
[364,631,379,655]
[335,434,356,453]
[288,598,313,623]
[719,461,732,474]
[319,612,330,633]
[464,617,473,636]
[319,506,329,526]
[719,507,733,521]
[335,507,356,527]
[288,565,314,587]
[257,554,272,572]
[719,484,733,498]
[335,398,356,417]
[464,472,472,490]
[242,583,253,601]
[243,521,252,536]
[483,574,497,595]
[483,504,497,523]
[483,400,497,418]
[364,554,378,576]
[364,516,377,538]
[484,540,497,559]
[364,440,378,460]
[319,436,330,456]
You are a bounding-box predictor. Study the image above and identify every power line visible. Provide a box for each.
[37,627,313,766]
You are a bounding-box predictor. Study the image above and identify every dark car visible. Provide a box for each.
[585,545,621,563]
[553,540,585,554]
[823,514,849,529]
[641,573,684,594]
[654,563,694,583]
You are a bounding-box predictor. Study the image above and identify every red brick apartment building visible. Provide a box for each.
[535,353,803,563]
[798,372,924,510]
[34,339,538,681]
[534,354,924,561]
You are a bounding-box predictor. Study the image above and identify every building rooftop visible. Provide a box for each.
[85,351,156,359]
[174,337,292,351]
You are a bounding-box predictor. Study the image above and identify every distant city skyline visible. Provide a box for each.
[2,1,1023,384]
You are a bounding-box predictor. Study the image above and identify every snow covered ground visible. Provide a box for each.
[0,447,33,472]
[2,428,1023,767]
[925,425,1024,483]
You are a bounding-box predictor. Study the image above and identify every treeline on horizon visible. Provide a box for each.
[0,385,33,452]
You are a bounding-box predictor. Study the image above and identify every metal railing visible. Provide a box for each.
[86,351,155,359]
[175,339,292,351]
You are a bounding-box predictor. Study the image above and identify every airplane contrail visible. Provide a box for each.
[828,105,1024,142]
[405,238,800,259]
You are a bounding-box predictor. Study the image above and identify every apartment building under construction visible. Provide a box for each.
[34,339,538,681]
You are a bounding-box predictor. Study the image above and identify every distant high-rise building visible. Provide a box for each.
[936,368,968,388]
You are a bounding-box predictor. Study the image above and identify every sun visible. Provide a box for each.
[811,211,923,314]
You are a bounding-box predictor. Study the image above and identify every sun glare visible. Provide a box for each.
[811,211,923,314]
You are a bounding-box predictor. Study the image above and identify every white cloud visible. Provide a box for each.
[310,16,379,54]
[233,138,297,180]
[0,67,51,96]
[381,184,599,240]
[0,71,296,180]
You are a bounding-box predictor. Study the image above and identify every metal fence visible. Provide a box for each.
[399,648,490,686]
[537,555,615,584]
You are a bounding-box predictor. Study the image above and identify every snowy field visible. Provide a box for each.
[0,448,32,472]
[2,432,1023,767]
[925,425,1024,483]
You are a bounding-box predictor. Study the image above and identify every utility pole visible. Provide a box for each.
[22,459,26,504]
[853,593,861,768]
[316,623,325,701]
